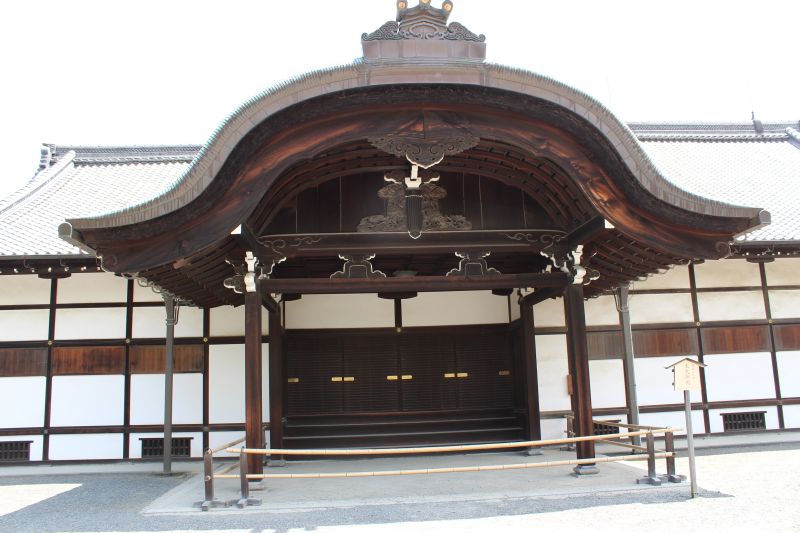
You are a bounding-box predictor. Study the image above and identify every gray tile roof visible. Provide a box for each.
[0,148,192,257]
[629,123,800,242]
[0,124,798,258]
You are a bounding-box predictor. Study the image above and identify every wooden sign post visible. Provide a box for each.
[666,357,707,498]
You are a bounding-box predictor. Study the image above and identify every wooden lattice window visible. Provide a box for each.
[140,437,192,458]
[593,420,620,436]
[721,411,767,432]
[0,441,32,462]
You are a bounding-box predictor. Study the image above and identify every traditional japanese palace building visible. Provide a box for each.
[2,1,800,470]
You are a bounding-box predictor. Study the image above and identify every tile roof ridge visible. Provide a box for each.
[0,151,76,218]
[52,144,202,165]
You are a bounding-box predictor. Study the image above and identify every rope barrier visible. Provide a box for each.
[199,421,684,511]
[211,453,673,480]
[225,429,673,456]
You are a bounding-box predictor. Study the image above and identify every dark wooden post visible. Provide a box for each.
[244,280,264,475]
[520,301,542,444]
[564,283,597,472]
[616,284,641,447]
[268,302,285,465]
[163,294,177,475]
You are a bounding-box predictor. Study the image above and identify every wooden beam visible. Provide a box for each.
[521,285,565,306]
[244,281,264,475]
[564,284,595,463]
[257,230,569,259]
[565,216,608,249]
[261,272,569,295]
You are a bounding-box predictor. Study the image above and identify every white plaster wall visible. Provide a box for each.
[768,290,800,320]
[209,305,257,337]
[776,351,800,398]
[765,259,800,287]
[585,295,619,327]
[0,309,49,341]
[532,297,565,328]
[589,359,626,409]
[48,434,122,460]
[535,334,571,411]
[262,346,271,420]
[287,293,395,329]
[703,353,775,402]
[783,405,800,429]
[54,308,126,340]
[210,431,246,458]
[539,418,566,441]
[0,377,45,428]
[694,259,762,288]
[402,291,508,328]
[209,344,245,424]
[57,273,128,304]
[635,355,697,406]
[0,275,51,305]
[509,295,521,322]
[696,291,765,322]
[50,375,124,427]
[128,432,203,459]
[708,406,779,433]
[133,282,164,303]
[129,374,203,425]
[132,305,204,338]
[0,435,43,461]
[633,265,690,290]
[629,293,693,324]
[638,410,705,436]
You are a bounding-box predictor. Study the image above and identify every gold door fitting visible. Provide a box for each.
[343,376,355,382]
[444,373,456,379]
[457,372,469,378]
[331,376,343,382]
[387,375,399,381]
[287,377,300,384]
[401,375,413,380]
[498,370,511,377]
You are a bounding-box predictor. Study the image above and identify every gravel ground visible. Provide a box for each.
[0,443,798,533]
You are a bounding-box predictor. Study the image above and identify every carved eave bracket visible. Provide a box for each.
[541,245,600,286]
[446,251,500,277]
[331,254,387,279]
[224,251,285,295]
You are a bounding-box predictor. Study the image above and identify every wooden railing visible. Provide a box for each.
[198,421,683,510]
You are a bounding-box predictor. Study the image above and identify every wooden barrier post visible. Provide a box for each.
[637,432,662,485]
[664,432,684,483]
[236,450,261,509]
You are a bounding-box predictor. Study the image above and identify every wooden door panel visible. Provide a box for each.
[286,334,343,415]
[342,333,399,413]
[455,329,514,410]
[399,333,457,411]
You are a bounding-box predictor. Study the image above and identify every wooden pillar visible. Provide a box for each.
[163,294,177,475]
[268,304,285,464]
[520,301,541,442]
[616,285,641,446]
[244,283,264,475]
[564,284,595,463]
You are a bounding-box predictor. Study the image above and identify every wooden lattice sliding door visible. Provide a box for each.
[285,325,515,417]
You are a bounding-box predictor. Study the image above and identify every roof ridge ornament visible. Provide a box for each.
[362,1,486,61]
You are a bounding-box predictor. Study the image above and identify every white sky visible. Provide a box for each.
[1,0,798,200]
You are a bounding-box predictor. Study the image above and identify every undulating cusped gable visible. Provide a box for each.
[2,1,800,470]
